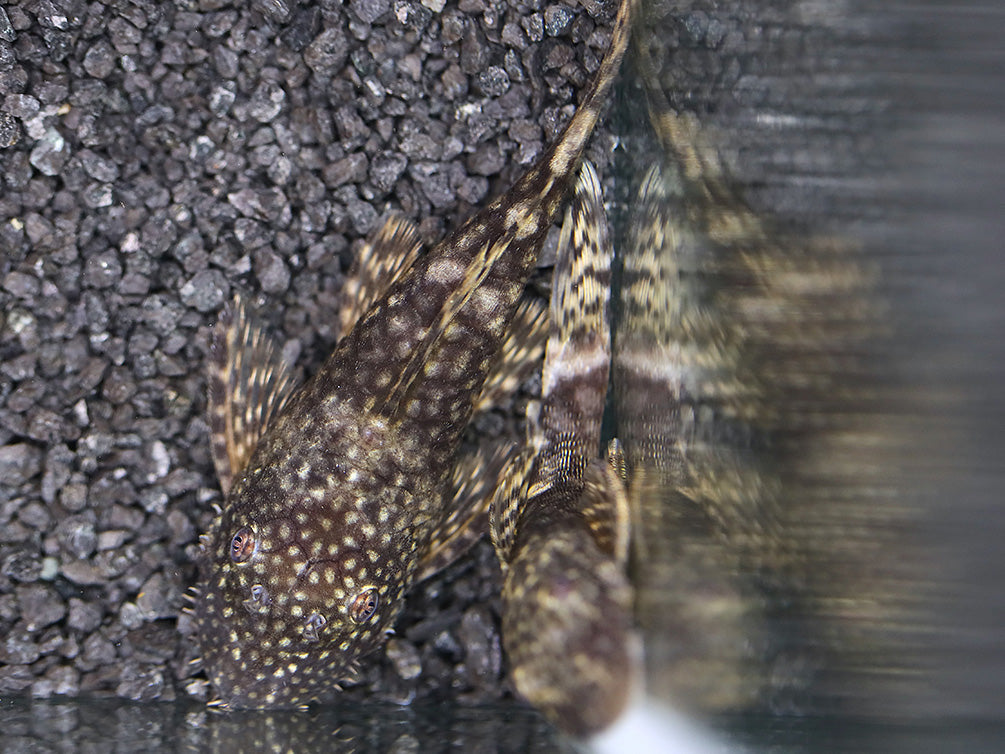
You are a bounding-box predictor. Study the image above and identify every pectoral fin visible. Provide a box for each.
[208,294,301,495]
[416,442,514,582]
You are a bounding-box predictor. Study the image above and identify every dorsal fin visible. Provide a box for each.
[338,215,423,339]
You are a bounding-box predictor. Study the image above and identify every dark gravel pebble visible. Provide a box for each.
[1,548,44,583]
[0,111,19,146]
[0,443,42,486]
[67,599,104,633]
[179,269,228,313]
[475,65,511,97]
[544,5,575,36]
[17,585,67,633]
[304,26,350,75]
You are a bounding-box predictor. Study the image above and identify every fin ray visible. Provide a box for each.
[338,215,423,339]
[416,442,514,582]
[208,295,301,495]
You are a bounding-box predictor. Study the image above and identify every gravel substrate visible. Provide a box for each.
[0,0,619,706]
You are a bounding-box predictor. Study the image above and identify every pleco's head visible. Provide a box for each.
[193,473,408,708]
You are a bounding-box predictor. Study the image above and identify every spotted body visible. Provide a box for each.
[489,162,634,737]
[192,0,637,709]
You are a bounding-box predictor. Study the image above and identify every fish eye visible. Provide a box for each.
[349,587,378,623]
[230,526,257,563]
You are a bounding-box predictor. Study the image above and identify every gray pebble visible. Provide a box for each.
[544,4,575,36]
[333,105,369,141]
[17,584,67,632]
[141,296,182,336]
[179,269,228,313]
[83,250,122,289]
[101,367,136,404]
[249,82,285,123]
[460,25,488,75]
[116,661,165,702]
[457,605,501,687]
[325,152,369,188]
[254,0,291,23]
[468,143,505,176]
[267,154,293,185]
[208,84,235,116]
[60,559,105,586]
[543,40,574,70]
[97,530,130,551]
[399,132,440,161]
[419,171,454,209]
[119,601,144,631]
[346,197,378,235]
[82,182,113,208]
[521,13,544,43]
[254,249,291,294]
[34,665,80,698]
[432,627,462,661]
[78,148,119,182]
[455,175,487,204]
[4,93,40,119]
[67,599,103,633]
[205,11,238,38]
[1,352,35,381]
[228,187,291,224]
[166,509,195,546]
[80,632,117,668]
[83,40,115,78]
[0,111,19,147]
[234,218,270,250]
[0,8,13,42]
[475,65,510,97]
[1,547,43,583]
[351,0,391,25]
[280,7,321,51]
[56,515,97,560]
[304,26,349,75]
[0,443,42,486]
[1,627,41,665]
[40,445,73,504]
[135,573,177,621]
[369,151,407,193]
[17,500,50,529]
[59,482,88,512]
[29,129,68,176]
[2,270,40,298]
[138,487,168,515]
[440,64,468,100]
[213,46,239,79]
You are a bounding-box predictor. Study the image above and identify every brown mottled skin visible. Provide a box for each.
[490,163,635,737]
[192,0,637,709]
